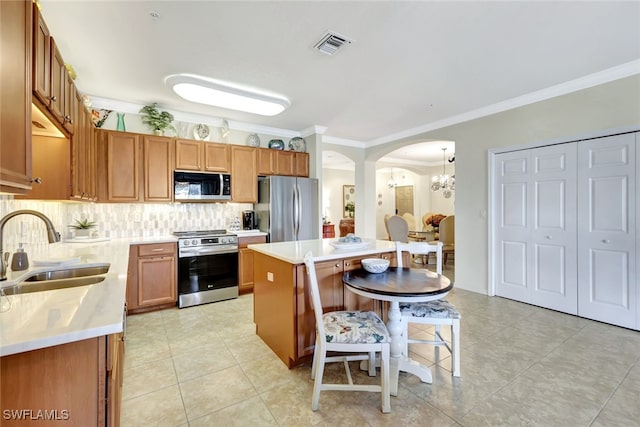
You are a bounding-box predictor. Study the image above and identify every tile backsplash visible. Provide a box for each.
[0,196,250,254]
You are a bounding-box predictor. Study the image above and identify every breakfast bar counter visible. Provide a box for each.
[249,238,400,368]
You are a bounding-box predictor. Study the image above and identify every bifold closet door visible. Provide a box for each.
[577,133,637,329]
[493,144,577,313]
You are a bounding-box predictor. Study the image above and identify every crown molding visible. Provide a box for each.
[368,60,640,147]
[322,135,366,148]
[301,125,327,137]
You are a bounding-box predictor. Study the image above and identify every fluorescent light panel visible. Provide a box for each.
[166,74,290,116]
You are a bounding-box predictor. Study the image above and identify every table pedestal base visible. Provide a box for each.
[360,356,432,396]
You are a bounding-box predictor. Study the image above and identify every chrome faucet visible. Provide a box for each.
[0,210,61,280]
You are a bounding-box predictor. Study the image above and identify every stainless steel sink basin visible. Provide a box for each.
[24,265,110,282]
[3,275,106,295]
[0,264,111,296]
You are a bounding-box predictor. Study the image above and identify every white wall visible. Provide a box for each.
[321,168,354,225]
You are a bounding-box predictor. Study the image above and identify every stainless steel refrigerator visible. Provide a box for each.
[255,176,320,242]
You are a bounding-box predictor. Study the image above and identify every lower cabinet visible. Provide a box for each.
[0,333,123,427]
[127,242,177,314]
[238,235,267,294]
[253,250,398,368]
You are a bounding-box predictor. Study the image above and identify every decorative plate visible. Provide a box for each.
[268,139,285,150]
[329,241,369,250]
[288,137,306,152]
[194,124,210,141]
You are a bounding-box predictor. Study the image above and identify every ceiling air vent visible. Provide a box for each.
[314,31,352,55]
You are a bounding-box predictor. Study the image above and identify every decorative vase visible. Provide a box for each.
[268,139,285,150]
[153,129,164,136]
[247,133,260,147]
[116,113,126,131]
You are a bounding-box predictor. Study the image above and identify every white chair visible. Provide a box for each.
[303,252,391,413]
[395,241,461,377]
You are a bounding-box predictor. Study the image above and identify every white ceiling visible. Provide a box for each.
[39,1,639,167]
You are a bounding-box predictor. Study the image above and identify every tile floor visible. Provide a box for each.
[122,262,640,426]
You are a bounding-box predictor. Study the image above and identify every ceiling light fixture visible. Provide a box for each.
[387,168,398,188]
[165,74,290,116]
[431,148,455,199]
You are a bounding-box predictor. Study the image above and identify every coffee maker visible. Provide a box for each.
[242,210,256,230]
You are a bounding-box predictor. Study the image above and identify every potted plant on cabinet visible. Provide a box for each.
[139,103,176,136]
[69,218,96,239]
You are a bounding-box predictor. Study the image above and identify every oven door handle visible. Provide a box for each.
[180,246,238,257]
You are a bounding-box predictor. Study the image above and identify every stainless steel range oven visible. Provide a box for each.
[174,230,238,308]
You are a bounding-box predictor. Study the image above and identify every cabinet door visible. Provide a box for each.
[257,148,276,175]
[276,151,295,176]
[137,256,176,307]
[49,37,65,123]
[577,133,637,328]
[85,113,97,200]
[238,235,267,293]
[16,134,70,200]
[295,152,309,177]
[231,146,257,202]
[32,4,51,105]
[143,136,173,201]
[107,332,124,427]
[100,131,140,202]
[204,142,230,172]
[62,71,75,133]
[71,92,86,200]
[0,0,32,193]
[175,139,202,170]
[343,257,375,311]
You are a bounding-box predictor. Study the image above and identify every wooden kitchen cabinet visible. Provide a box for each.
[0,333,123,427]
[294,152,309,177]
[126,242,177,313]
[15,135,70,200]
[143,135,173,201]
[175,139,230,172]
[32,2,51,106]
[231,145,257,202]
[0,0,33,194]
[97,130,140,202]
[256,149,309,177]
[238,235,267,294]
[49,37,66,124]
[71,94,97,201]
[276,151,295,175]
[257,148,276,175]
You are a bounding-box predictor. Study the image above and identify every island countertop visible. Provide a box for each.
[0,236,176,357]
[248,238,396,264]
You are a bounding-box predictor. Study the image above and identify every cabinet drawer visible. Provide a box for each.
[137,242,176,257]
[238,235,267,249]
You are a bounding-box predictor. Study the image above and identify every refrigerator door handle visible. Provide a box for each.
[293,183,300,239]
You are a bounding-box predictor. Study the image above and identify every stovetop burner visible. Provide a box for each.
[173,229,232,238]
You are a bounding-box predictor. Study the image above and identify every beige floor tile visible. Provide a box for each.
[172,342,238,383]
[592,381,640,427]
[179,365,258,421]
[166,328,222,356]
[189,395,278,426]
[122,357,177,400]
[223,332,275,364]
[120,385,187,427]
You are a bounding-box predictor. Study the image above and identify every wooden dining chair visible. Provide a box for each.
[387,215,409,242]
[395,241,461,377]
[303,252,391,413]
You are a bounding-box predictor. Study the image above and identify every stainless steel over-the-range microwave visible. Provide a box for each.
[174,171,231,201]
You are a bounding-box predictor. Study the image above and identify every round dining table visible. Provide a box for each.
[343,267,452,396]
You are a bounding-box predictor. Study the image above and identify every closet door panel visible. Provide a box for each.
[577,133,636,329]
[531,144,577,314]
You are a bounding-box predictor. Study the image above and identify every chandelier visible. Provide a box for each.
[431,148,455,199]
[387,167,398,188]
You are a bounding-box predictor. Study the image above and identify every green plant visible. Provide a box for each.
[68,219,96,230]
[139,103,175,133]
[345,201,355,214]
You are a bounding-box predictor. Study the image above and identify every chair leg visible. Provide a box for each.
[311,348,326,411]
[311,336,320,380]
[434,324,442,361]
[380,344,391,413]
[452,319,460,377]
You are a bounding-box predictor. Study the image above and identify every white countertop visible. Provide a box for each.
[233,230,268,238]
[0,236,177,357]
[248,238,396,264]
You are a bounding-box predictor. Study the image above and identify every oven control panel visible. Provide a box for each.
[178,235,238,248]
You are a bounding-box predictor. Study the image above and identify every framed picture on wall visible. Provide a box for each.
[343,185,355,218]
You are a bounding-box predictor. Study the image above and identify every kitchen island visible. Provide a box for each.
[248,238,400,368]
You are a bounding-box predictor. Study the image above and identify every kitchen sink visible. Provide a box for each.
[0,264,111,296]
[2,275,106,295]
[24,265,110,282]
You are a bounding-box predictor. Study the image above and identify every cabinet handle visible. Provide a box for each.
[545,235,552,240]
[64,115,72,124]
[602,239,610,244]
[30,177,42,184]
[335,263,340,268]
[48,95,57,102]
[345,262,350,267]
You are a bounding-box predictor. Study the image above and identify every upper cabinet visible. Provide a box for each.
[175,139,230,172]
[0,0,33,194]
[231,146,257,203]
[257,148,309,177]
[32,3,76,135]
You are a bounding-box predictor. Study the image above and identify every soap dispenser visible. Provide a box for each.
[11,243,29,271]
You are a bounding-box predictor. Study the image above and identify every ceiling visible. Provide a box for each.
[38,1,639,167]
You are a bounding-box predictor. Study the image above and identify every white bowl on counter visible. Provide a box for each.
[361,258,390,273]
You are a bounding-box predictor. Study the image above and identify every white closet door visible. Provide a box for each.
[530,144,578,314]
[577,133,637,329]
[494,151,532,302]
